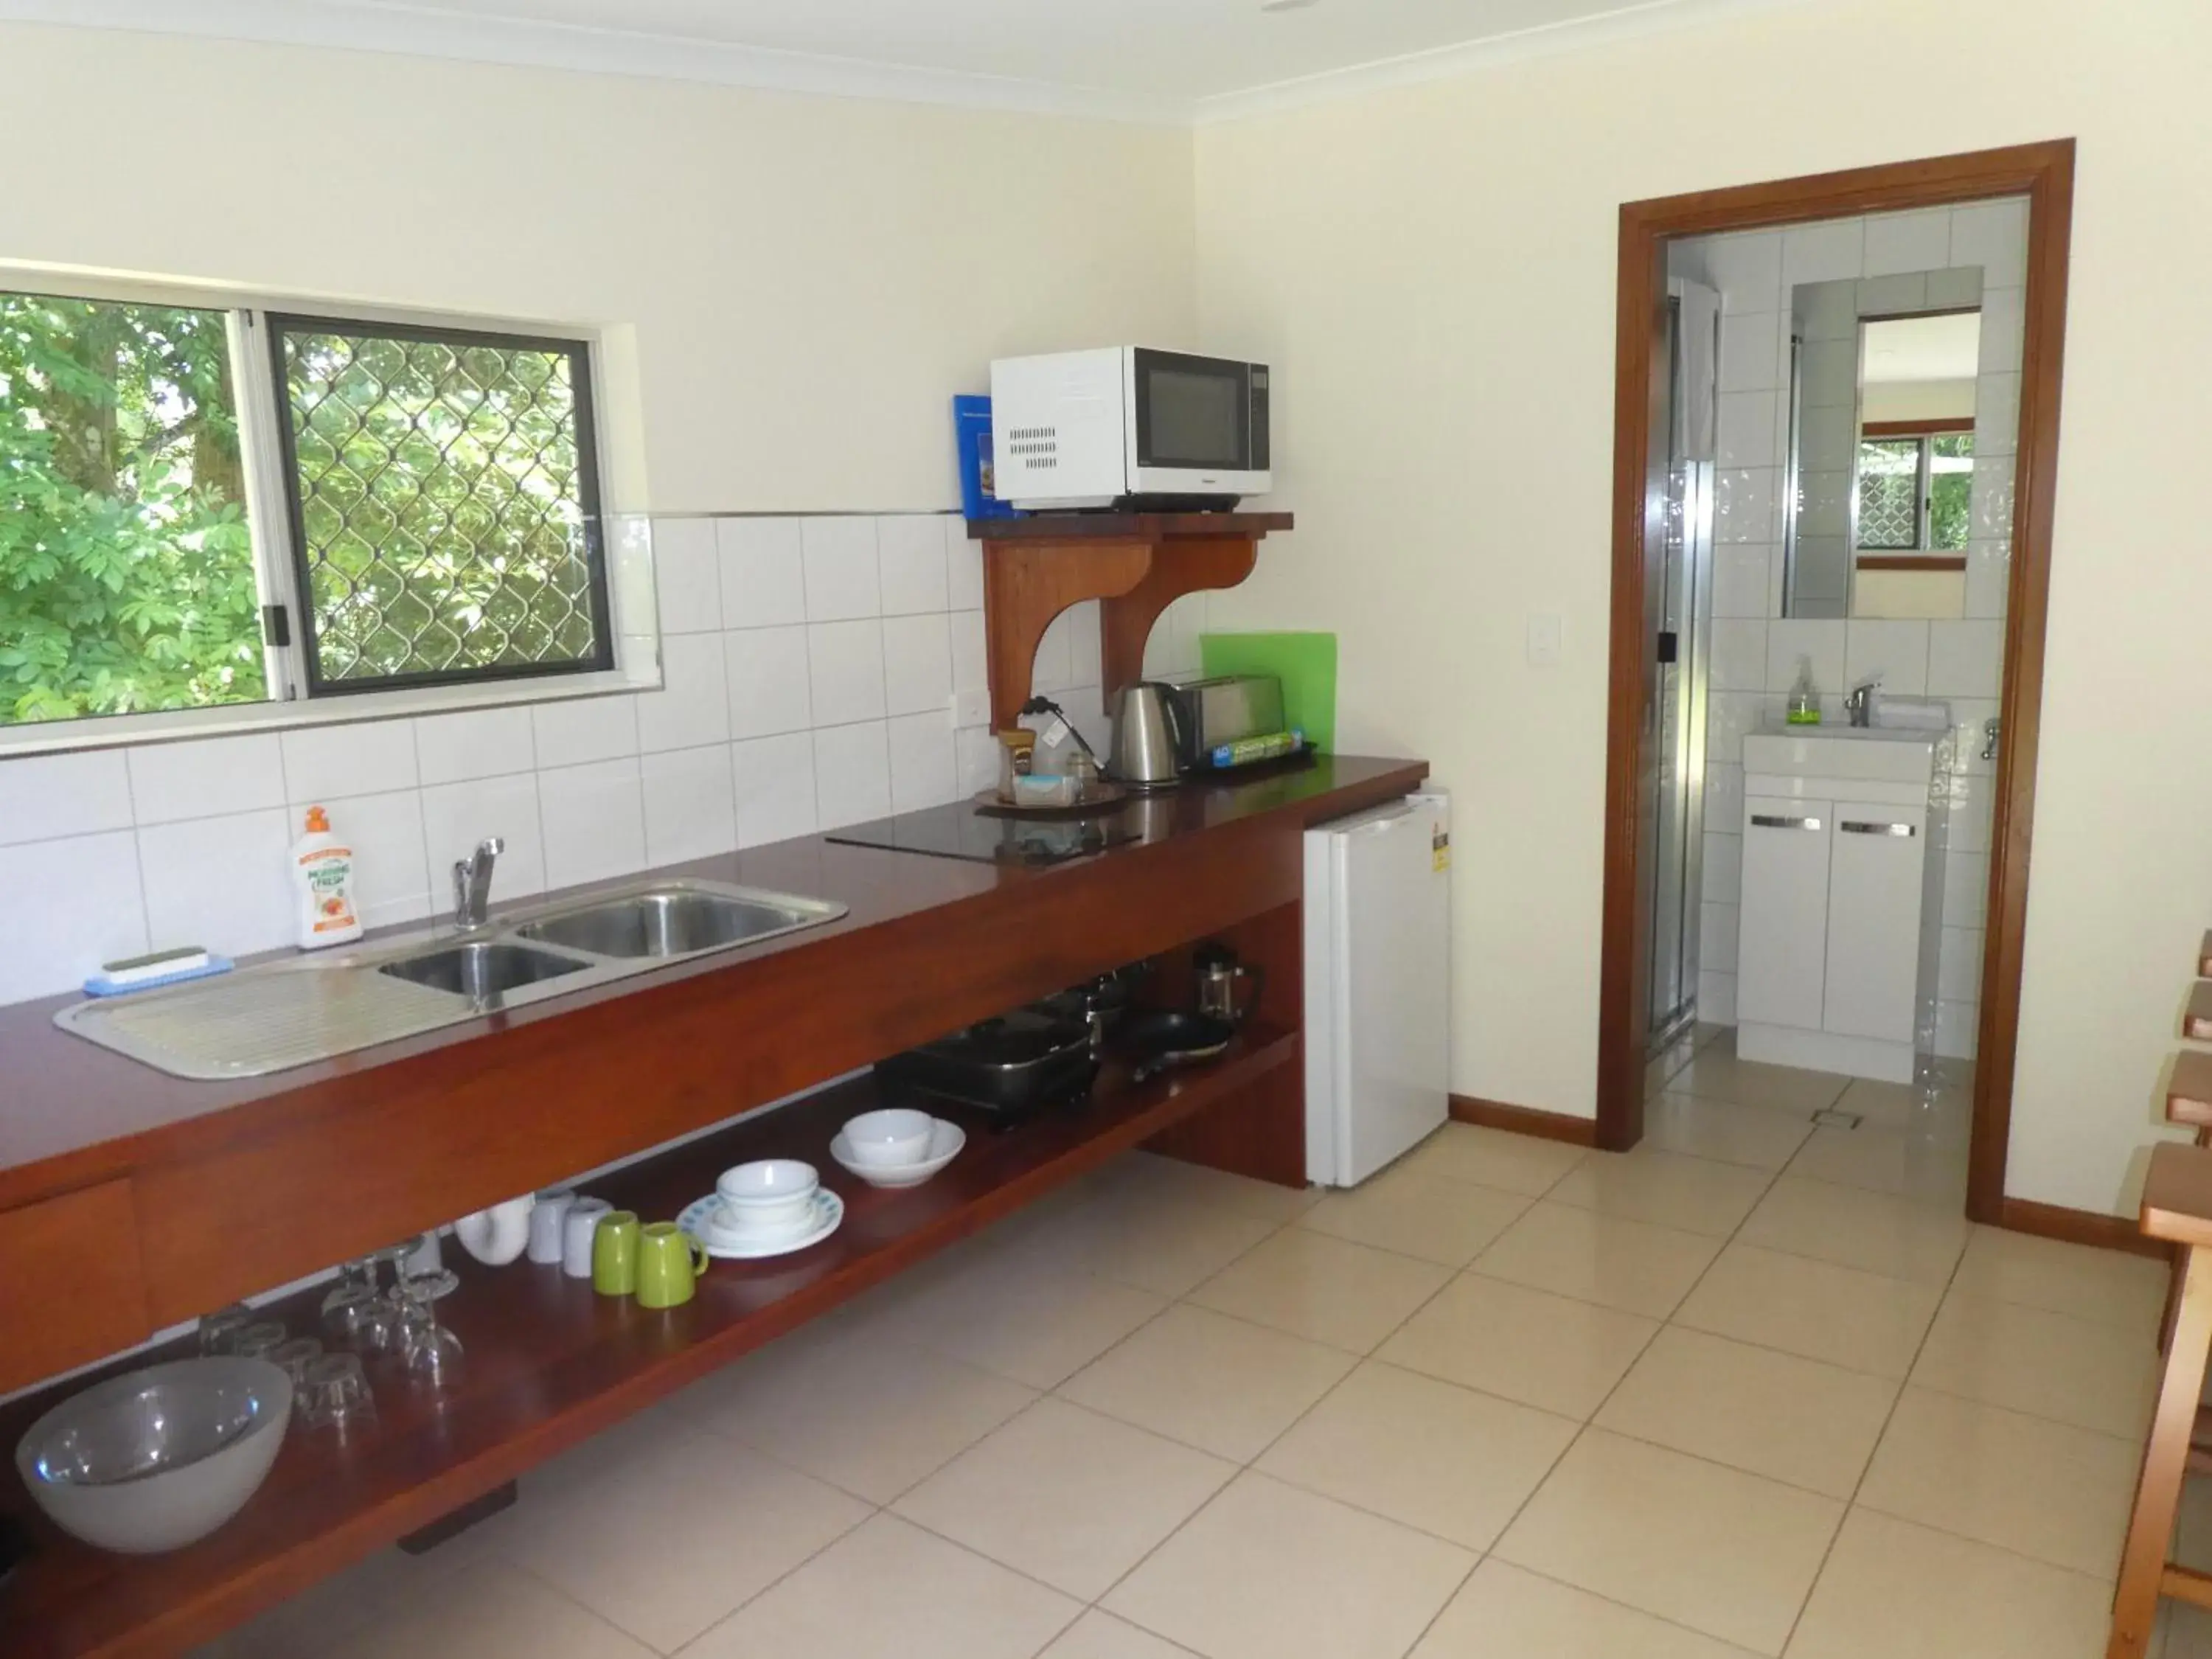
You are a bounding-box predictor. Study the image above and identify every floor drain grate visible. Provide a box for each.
[1811,1107,1864,1130]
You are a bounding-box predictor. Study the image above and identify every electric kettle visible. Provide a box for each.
[1109,683,1186,790]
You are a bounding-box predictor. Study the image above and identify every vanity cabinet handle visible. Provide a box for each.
[1750,814,1823,830]
[1840,820,1916,837]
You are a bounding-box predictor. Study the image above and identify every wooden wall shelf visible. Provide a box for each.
[970,512,1293,729]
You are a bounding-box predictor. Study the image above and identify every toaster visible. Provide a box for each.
[1170,675,1285,765]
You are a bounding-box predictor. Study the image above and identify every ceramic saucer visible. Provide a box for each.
[676,1189,844,1260]
[829,1118,965,1188]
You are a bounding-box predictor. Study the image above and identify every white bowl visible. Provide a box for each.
[841,1107,935,1169]
[714,1158,820,1235]
[830,1119,967,1189]
[17,1356,292,1554]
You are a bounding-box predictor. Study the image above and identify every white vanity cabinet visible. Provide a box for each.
[1734,728,1947,1084]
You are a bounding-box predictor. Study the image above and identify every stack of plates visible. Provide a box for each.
[677,1189,845,1261]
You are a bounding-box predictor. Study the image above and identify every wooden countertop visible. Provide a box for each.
[0,754,1425,1213]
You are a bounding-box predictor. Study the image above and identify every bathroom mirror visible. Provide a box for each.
[1781,266,1983,619]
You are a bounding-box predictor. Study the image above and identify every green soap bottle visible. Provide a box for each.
[1786,655,1822,725]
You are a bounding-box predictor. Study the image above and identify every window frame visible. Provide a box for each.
[1852,417,1977,556]
[0,268,658,758]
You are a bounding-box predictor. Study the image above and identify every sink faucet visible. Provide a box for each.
[1845,677,1882,728]
[453,838,504,931]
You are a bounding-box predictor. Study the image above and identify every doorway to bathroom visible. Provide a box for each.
[1596,142,2076,1231]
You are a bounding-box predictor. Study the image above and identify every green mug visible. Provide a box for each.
[636,1221,710,1310]
[591,1209,641,1297]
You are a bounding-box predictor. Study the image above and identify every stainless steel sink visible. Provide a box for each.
[55,877,849,1079]
[378,940,591,1000]
[516,888,841,960]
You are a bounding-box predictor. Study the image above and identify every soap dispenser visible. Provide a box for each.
[1787,656,1822,726]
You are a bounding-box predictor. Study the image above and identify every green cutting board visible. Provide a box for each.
[1198,632,1338,755]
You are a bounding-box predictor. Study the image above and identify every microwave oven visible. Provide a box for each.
[988,347,1270,512]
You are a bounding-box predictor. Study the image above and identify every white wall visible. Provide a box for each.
[1194,0,2212,1213]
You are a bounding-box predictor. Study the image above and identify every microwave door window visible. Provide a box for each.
[1138,358,1248,470]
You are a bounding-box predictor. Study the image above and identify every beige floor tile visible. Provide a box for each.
[1645,1091,1817,1170]
[1411,1559,1764,1659]
[1736,1176,1970,1286]
[1833,1074,1973,1133]
[684,1513,1077,1659]
[324,1561,653,1659]
[1545,1147,1773,1238]
[1397,1121,1587,1196]
[1186,1228,1452,1353]
[1495,1430,1840,1655]
[1470,1201,1722,1318]
[1674,1245,1941,1379]
[1669,1037,1851,1115]
[1013,1186,1281,1298]
[1256,1360,1578,1550]
[1593,1326,1897,1499]
[1093,1151,1322,1222]
[1298,1163,1531,1267]
[1042,1611,1203,1659]
[197,1545,482,1659]
[1058,1303,1355,1461]
[1912,1289,2160,1439]
[1949,1223,2171,1336]
[486,1425,868,1651]
[1376,1273,1658,1419]
[692,1326,1037,1503]
[1104,1472,1475,1659]
[877,1251,1169,1388]
[892,1397,1234,1600]
[1783,1123,1969,1205]
[1785,1509,2110,1659]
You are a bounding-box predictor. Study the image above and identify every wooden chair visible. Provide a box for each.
[2110,1141,2212,1656]
[2155,1044,2212,1352]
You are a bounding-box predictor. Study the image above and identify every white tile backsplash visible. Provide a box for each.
[1032,608,1077,694]
[282,717,419,804]
[726,625,814,740]
[1765,619,1847,695]
[1709,618,1769,692]
[954,726,1000,796]
[421,773,546,899]
[812,721,891,830]
[641,744,740,866]
[139,809,293,960]
[636,633,731,754]
[734,731,818,848]
[538,757,647,888]
[1842,619,1930,697]
[801,516,881,621]
[0,749,133,848]
[532,695,639,769]
[950,609,988,697]
[877,515,952,616]
[888,710,959,813]
[0,832,147,1004]
[415,705,535,785]
[807,619,888,727]
[881,612,954,720]
[309,788,432,929]
[127,733,286,826]
[651,517,723,635]
[717,517,807,630]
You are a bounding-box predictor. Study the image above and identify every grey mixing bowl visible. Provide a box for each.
[15,1355,292,1554]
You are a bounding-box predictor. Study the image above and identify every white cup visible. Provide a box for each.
[528,1191,576,1265]
[561,1197,613,1278]
[714,1160,818,1238]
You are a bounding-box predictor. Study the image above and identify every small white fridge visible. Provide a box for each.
[1304,790,1451,1186]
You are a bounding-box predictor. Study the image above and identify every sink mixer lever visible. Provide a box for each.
[453,837,505,931]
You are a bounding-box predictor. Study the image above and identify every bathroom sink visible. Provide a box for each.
[515,886,840,960]
[377,940,590,1001]
[1745,723,1944,785]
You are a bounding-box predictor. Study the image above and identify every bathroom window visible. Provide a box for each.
[1855,431,1974,553]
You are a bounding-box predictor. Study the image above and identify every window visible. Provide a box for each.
[1855,430,1973,553]
[0,279,626,740]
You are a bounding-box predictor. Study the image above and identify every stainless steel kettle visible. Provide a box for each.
[1109,683,1186,789]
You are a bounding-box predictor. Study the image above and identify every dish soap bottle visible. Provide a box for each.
[291,804,362,950]
[1786,655,1822,726]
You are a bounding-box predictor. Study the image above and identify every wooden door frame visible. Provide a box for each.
[1596,139,2076,1228]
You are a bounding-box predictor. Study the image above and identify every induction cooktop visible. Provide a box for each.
[825,801,1141,866]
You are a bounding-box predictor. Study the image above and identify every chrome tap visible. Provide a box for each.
[452,838,504,931]
[1845,677,1882,728]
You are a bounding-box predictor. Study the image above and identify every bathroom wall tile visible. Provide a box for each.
[1949,198,2029,287]
[1766,620,1847,695]
[1719,314,1780,394]
[1927,622,2005,699]
[1710,619,1769,692]
[1705,693,1770,767]
[1944,852,1989,930]
[1939,928,1984,1004]
[532,695,639,769]
[281,717,418,803]
[1970,456,2016,543]
[1799,338,1857,408]
[1705,762,1745,831]
[1703,230,1783,316]
[1843,621,1930,698]
[1701,902,1739,975]
[725,625,813,740]
[0,831,147,1002]
[801,516,881,621]
[421,773,546,899]
[138,809,293,959]
[1713,544,1775,620]
[1703,830,1743,906]
[636,632,731,754]
[1979,288,2025,374]
[651,517,723,635]
[1945,698,2001,779]
[945,518,985,611]
[808,619,888,728]
[1715,469,1778,544]
[1699,970,1737,1027]
[733,731,817,848]
[1975,373,2020,458]
[950,609,988,698]
[299,787,431,928]
[0,749,134,847]
[1964,540,2011,621]
[1946,772,1995,856]
[538,757,647,890]
[813,721,891,830]
[415,705,535,785]
[882,613,953,718]
[1799,404,1857,475]
[717,517,807,630]
[877,515,952,616]
[1924,266,1983,310]
[1854,272,1926,316]
[1783,218,1865,286]
[1863,209,1951,277]
[888,710,959,813]
[128,733,286,825]
[1797,280,1860,342]
[641,743,740,866]
[1717,392,1779,469]
[1797,470,1851,539]
[1935,999,1980,1061]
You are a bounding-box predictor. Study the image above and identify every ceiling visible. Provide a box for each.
[1861,313,1982,386]
[7,0,1809,120]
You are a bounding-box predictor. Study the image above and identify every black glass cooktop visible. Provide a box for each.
[826,801,1141,866]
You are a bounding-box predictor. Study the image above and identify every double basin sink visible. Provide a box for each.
[57,880,849,1080]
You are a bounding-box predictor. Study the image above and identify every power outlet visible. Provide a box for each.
[951,687,991,728]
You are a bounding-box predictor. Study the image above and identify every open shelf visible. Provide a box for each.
[0,1023,1298,1659]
